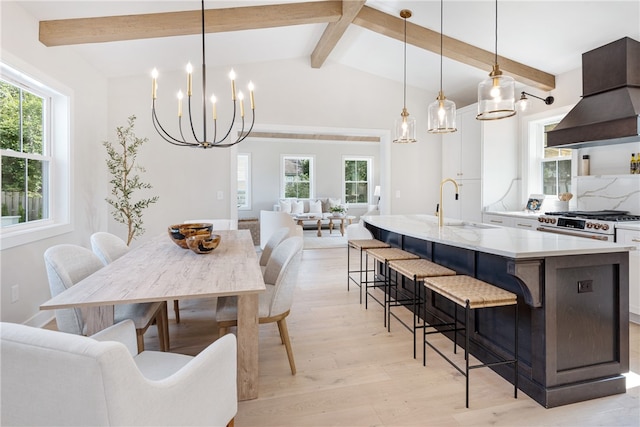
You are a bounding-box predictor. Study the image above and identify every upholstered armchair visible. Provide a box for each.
[0,319,237,426]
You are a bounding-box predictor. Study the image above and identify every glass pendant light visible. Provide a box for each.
[393,9,417,143]
[428,0,457,133]
[476,0,516,120]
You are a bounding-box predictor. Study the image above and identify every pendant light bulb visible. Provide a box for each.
[393,10,417,143]
[476,0,516,120]
[428,0,457,133]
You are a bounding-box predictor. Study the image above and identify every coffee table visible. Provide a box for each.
[329,215,356,236]
[294,214,324,237]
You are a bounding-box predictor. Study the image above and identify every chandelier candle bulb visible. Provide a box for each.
[177,91,183,117]
[211,95,217,120]
[151,69,158,99]
[186,63,193,96]
[248,81,255,109]
[238,92,245,117]
[229,69,236,100]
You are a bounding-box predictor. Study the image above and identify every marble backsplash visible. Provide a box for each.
[575,175,640,214]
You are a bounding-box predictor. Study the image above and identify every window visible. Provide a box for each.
[1,78,48,226]
[1,62,70,249]
[541,123,572,196]
[343,157,371,204]
[237,153,251,209]
[281,156,313,198]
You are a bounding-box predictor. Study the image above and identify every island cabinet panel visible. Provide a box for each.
[364,222,630,408]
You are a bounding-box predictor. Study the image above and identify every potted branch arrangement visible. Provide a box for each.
[103,115,159,245]
[329,205,346,218]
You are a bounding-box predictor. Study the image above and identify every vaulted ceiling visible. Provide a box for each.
[12,0,640,107]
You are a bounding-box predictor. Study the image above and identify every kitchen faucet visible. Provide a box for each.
[437,178,459,226]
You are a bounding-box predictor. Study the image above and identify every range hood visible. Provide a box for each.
[546,37,640,148]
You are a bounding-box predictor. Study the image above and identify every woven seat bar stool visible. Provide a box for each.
[386,258,456,358]
[347,239,390,304]
[364,247,419,327]
[422,275,518,408]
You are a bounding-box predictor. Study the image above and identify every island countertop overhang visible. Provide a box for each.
[362,214,633,259]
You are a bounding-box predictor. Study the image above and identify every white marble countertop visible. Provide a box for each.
[363,214,634,259]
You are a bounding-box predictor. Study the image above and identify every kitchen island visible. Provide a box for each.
[363,214,633,408]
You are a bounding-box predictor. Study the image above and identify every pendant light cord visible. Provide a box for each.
[494,0,498,66]
[403,15,407,109]
[439,0,443,92]
[201,0,207,142]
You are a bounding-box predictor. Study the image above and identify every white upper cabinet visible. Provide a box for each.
[442,105,481,180]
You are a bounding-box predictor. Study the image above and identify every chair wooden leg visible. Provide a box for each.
[173,300,180,323]
[226,418,235,427]
[277,318,296,375]
[136,330,145,353]
[218,326,228,337]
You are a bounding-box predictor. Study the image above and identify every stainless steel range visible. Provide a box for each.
[537,210,640,242]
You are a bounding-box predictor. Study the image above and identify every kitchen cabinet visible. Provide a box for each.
[616,227,640,323]
[513,217,540,231]
[442,105,481,180]
[482,213,514,227]
[442,104,518,223]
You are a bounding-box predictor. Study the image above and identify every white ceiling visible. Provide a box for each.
[12,0,640,107]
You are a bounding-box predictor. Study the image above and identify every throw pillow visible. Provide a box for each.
[328,198,342,210]
[291,200,304,215]
[279,200,292,214]
[309,200,322,214]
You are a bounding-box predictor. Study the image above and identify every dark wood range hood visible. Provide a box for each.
[547,37,640,148]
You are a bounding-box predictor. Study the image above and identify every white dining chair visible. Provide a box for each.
[259,227,291,272]
[1,319,237,427]
[217,236,303,375]
[90,231,129,265]
[184,218,238,230]
[43,244,169,353]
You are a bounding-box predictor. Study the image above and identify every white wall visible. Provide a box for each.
[106,57,441,245]
[1,2,109,325]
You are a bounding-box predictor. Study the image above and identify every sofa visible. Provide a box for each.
[274,198,346,226]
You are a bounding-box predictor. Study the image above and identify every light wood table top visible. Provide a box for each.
[40,229,265,401]
[42,230,265,308]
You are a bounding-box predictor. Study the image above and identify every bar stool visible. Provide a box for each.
[364,247,419,326]
[386,258,456,358]
[347,239,390,303]
[422,275,518,408]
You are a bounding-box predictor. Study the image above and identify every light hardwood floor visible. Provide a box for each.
[53,246,640,426]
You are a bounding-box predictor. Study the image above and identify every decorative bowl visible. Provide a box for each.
[168,223,213,249]
[186,234,221,254]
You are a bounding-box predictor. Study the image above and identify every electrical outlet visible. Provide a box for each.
[11,285,19,303]
[578,280,593,293]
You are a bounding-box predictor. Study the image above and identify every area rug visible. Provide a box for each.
[302,229,347,249]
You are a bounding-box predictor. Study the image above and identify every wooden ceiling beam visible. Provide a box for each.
[39,1,343,47]
[353,6,555,91]
[310,0,366,68]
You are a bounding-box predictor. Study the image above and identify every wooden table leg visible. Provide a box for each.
[316,219,322,237]
[236,293,259,401]
[81,305,115,335]
[329,218,334,234]
[340,218,345,236]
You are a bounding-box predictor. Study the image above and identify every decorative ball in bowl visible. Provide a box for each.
[168,223,213,249]
[186,234,221,254]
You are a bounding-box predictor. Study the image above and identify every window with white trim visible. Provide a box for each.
[343,157,371,204]
[541,123,572,196]
[1,62,71,249]
[237,153,251,209]
[281,155,313,198]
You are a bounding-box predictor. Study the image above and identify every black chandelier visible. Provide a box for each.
[151,0,255,148]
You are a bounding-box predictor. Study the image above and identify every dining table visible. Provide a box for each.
[40,229,265,401]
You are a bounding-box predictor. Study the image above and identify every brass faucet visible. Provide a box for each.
[438,178,459,227]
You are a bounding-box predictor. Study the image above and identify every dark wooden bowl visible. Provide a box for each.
[186,234,221,254]
[168,223,213,249]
